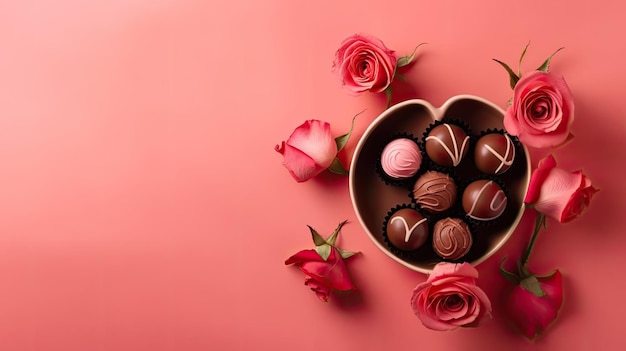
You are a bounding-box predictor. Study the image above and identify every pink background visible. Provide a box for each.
[0,0,623,350]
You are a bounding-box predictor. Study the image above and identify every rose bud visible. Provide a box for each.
[285,220,358,302]
[505,270,563,340]
[285,247,356,302]
[275,120,338,182]
[524,155,598,223]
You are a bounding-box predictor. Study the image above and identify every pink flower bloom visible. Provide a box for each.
[410,262,492,331]
[285,247,356,302]
[525,155,598,223]
[505,270,563,340]
[333,34,397,95]
[275,120,337,182]
[503,71,575,148]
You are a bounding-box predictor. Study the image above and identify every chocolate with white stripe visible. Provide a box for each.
[462,179,507,221]
[474,133,516,175]
[386,208,429,251]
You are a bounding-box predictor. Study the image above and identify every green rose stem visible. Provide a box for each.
[521,212,546,267]
[500,211,549,297]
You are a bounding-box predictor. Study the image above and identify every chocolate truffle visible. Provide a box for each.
[386,208,429,251]
[474,133,516,175]
[462,179,507,221]
[380,138,422,179]
[433,218,472,260]
[412,171,457,213]
[425,123,470,167]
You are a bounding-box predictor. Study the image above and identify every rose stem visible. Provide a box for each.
[521,212,546,267]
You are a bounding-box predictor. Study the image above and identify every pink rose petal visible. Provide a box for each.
[287,120,337,169]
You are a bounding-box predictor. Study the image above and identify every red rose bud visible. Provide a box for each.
[524,155,598,223]
[285,221,358,302]
[505,270,563,340]
[285,248,356,302]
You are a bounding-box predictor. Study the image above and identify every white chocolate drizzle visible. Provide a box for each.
[485,134,515,174]
[390,216,428,242]
[426,124,469,166]
[467,181,507,221]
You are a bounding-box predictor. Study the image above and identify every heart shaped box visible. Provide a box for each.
[349,95,531,274]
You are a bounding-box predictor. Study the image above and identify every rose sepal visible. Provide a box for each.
[327,111,363,175]
[386,43,426,107]
[536,47,565,72]
[396,43,427,68]
[520,275,546,298]
[494,43,565,90]
[328,158,348,175]
[308,220,358,261]
[492,58,520,89]
[334,111,362,153]
[499,257,549,298]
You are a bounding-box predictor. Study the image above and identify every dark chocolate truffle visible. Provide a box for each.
[425,123,470,167]
[386,208,429,251]
[462,179,507,221]
[474,133,516,175]
[433,218,472,260]
[412,171,457,213]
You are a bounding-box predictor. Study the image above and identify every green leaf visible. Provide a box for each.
[536,47,565,72]
[395,74,407,83]
[517,41,531,76]
[506,97,513,107]
[338,248,359,260]
[396,42,427,68]
[334,110,364,152]
[384,86,392,107]
[499,257,520,284]
[520,276,546,297]
[308,225,327,246]
[315,244,332,261]
[327,157,349,175]
[493,58,520,90]
[326,219,349,246]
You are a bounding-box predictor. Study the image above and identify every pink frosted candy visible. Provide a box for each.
[381,138,421,179]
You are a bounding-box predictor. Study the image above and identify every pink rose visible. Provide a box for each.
[524,155,598,223]
[505,270,563,340]
[275,120,337,182]
[333,34,397,95]
[410,262,492,331]
[503,71,575,148]
[285,247,356,302]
